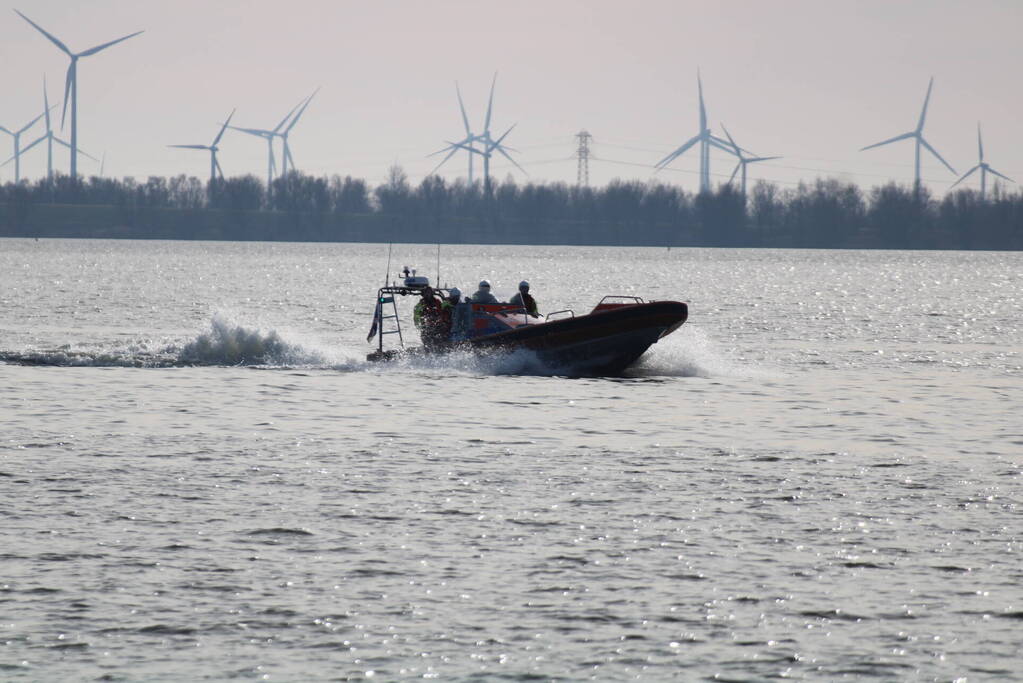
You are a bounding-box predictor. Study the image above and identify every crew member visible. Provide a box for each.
[469,280,498,304]
[413,286,445,349]
[508,280,540,317]
[440,287,461,334]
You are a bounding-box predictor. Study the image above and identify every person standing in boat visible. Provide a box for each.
[440,287,461,335]
[469,280,498,304]
[508,280,540,317]
[413,286,445,349]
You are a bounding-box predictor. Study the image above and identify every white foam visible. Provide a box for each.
[629,326,777,379]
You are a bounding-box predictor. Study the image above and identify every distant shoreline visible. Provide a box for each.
[2,171,1020,250]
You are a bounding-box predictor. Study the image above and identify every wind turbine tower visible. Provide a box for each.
[949,124,1015,198]
[656,72,735,193]
[15,10,143,181]
[861,77,956,191]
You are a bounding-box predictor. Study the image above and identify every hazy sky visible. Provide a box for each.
[1,0,1020,194]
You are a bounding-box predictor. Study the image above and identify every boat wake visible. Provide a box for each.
[0,315,754,378]
[0,315,361,371]
[627,326,775,379]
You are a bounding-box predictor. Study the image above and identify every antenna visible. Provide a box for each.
[575,130,592,186]
[384,243,393,286]
[436,243,441,287]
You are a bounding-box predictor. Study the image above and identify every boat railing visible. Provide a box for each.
[597,295,645,305]
[546,309,575,321]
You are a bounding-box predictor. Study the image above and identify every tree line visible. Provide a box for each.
[1,168,1020,250]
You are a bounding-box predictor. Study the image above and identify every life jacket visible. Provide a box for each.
[513,291,539,316]
[414,296,443,328]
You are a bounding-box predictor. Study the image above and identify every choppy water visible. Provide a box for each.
[1,238,1020,681]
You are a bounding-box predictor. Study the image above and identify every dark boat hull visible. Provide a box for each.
[469,300,687,374]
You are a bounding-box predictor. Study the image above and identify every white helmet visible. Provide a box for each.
[479,280,491,289]
[519,280,530,290]
[449,287,461,298]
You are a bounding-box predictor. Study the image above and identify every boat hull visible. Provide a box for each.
[469,300,688,374]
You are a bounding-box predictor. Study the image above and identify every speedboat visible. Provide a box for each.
[365,269,688,375]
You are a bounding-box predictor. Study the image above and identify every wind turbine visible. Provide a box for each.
[228,98,304,188]
[949,124,1015,199]
[168,109,236,184]
[656,72,736,193]
[720,124,781,197]
[0,109,47,183]
[6,78,84,181]
[861,77,956,191]
[433,74,524,194]
[15,10,142,181]
[429,82,480,182]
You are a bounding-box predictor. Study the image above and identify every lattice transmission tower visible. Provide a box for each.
[575,130,593,186]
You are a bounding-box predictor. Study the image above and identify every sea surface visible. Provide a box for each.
[1,238,1020,681]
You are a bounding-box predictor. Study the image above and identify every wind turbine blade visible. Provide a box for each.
[168,144,211,150]
[78,148,100,163]
[484,72,497,132]
[708,136,736,156]
[728,162,740,185]
[710,133,752,155]
[656,134,701,167]
[450,140,486,157]
[78,30,144,57]
[986,167,1015,184]
[285,88,319,133]
[53,136,74,151]
[860,131,914,151]
[977,123,984,163]
[429,146,461,175]
[0,134,44,166]
[17,111,47,135]
[697,69,707,131]
[274,100,302,134]
[0,125,12,136]
[228,125,271,138]
[720,124,739,155]
[212,109,236,146]
[493,123,517,147]
[428,143,457,157]
[748,155,782,163]
[18,134,47,157]
[14,10,73,55]
[455,82,472,137]
[948,165,980,190]
[919,136,957,175]
[214,156,224,179]
[61,63,73,130]
[494,144,527,175]
[916,77,934,132]
[285,144,295,170]
[43,77,53,131]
